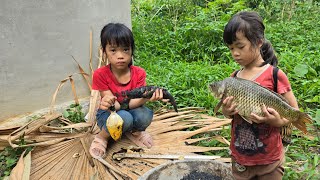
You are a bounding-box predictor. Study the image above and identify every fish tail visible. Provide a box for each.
[292,112,313,134]
[171,99,178,113]
[163,90,178,112]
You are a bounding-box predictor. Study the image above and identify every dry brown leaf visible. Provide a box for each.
[69,76,79,105]
[49,72,89,114]
[71,55,92,91]
[9,150,31,180]
[8,112,62,147]
[89,30,93,75]
[39,122,91,133]
[22,152,31,180]
[87,90,101,130]
[23,109,231,179]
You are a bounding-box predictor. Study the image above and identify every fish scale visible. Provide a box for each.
[227,78,295,119]
[209,77,312,133]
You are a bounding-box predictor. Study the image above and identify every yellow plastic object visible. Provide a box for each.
[106,111,124,141]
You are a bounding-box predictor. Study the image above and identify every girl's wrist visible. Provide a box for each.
[110,101,120,111]
[224,114,233,119]
[120,102,129,110]
[109,105,116,111]
[119,99,130,110]
[221,110,231,118]
[267,117,285,127]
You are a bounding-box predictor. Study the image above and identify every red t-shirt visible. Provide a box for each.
[92,64,147,103]
[230,65,291,166]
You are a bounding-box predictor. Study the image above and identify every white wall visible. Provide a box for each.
[0,0,131,121]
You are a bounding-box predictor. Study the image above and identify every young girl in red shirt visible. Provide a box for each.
[89,23,166,159]
[221,11,299,179]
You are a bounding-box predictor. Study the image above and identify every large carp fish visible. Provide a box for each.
[209,77,312,133]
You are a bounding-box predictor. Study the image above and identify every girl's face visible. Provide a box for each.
[227,32,262,67]
[105,43,132,70]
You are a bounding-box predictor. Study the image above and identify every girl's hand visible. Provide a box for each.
[221,96,238,117]
[100,95,117,110]
[149,89,169,102]
[250,104,290,127]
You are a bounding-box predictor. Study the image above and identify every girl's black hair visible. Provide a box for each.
[100,23,135,66]
[223,11,278,66]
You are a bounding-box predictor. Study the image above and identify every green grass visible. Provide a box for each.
[1,1,319,179]
[132,0,320,179]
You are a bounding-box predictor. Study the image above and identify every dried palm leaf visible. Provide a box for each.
[89,30,93,75]
[71,55,92,91]
[87,90,101,128]
[38,122,91,133]
[8,112,61,147]
[9,150,31,180]
[49,72,91,114]
[29,136,118,180]
[7,108,230,180]
[5,112,93,148]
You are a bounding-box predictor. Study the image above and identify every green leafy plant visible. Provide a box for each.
[0,137,33,179]
[62,103,85,123]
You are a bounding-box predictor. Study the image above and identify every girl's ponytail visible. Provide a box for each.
[261,40,278,66]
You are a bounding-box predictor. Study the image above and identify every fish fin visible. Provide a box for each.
[214,91,228,115]
[292,112,313,134]
[239,115,253,124]
[214,99,223,115]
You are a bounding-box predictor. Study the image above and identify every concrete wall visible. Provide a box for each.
[0,0,131,122]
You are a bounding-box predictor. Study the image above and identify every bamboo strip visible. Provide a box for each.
[8,112,61,143]
[80,136,94,167]
[149,124,196,135]
[71,55,92,90]
[183,137,209,144]
[39,122,91,132]
[70,149,85,180]
[89,29,93,75]
[97,157,129,178]
[152,110,195,121]
[69,77,79,105]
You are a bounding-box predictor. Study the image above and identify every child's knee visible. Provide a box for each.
[96,109,110,128]
[140,111,153,123]
[122,116,134,132]
[133,108,153,130]
[137,118,152,129]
